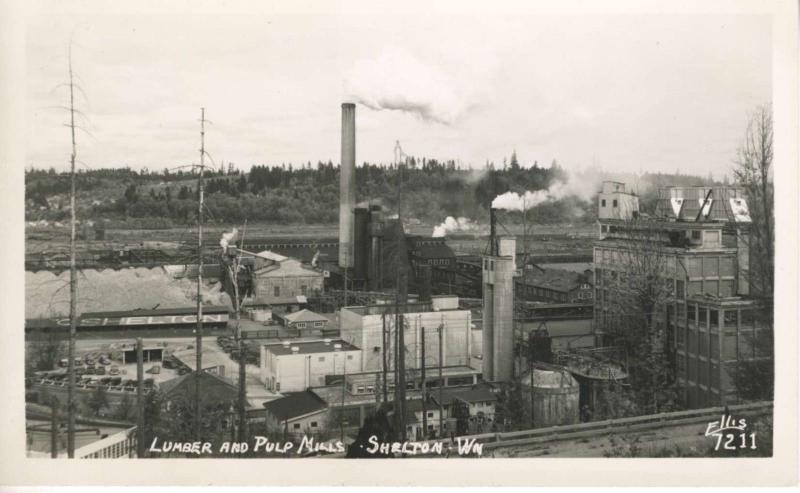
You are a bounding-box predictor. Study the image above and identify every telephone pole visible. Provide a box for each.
[420,323,427,439]
[136,338,145,458]
[194,107,207,441]
[382,312,388,403]
[66,46,78,458]
[438,322,444,438]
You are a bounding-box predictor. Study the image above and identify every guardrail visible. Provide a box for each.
[416,401,772,455]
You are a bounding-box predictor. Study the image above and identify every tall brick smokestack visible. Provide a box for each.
[339,103,356,268]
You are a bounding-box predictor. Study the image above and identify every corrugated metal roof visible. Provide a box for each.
[262,390,327,421]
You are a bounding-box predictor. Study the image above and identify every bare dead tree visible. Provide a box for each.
[66,45,79,458]
[731,104,774,401]
[602,220,677,414]
[733,103,773,299]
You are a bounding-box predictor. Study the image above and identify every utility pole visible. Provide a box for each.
[382,312,388,403]
[340,352,347,443]
[438,322,444,438]
[420,323,427,439]
[50,398,59,458]
[66,46,78,459]
[232,222,247,443]
[136,338,145,458]
[194,107,207,441]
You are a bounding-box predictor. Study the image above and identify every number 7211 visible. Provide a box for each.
[714,432,756,451]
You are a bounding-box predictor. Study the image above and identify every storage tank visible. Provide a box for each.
[520,368,580,427]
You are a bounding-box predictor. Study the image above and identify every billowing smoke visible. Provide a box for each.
[432,216,479,237]
[219,228,239,250]
[345,47,470,125]
[491,171,599,211]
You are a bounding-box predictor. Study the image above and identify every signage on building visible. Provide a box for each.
[53,313,229,327]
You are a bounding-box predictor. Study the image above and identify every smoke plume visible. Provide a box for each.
[345,47,470,125]
[432,216,479,237]
[491,171,600,211]
[219,228,239,250]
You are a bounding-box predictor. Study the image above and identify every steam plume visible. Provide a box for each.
[432,216,478,237]
[491,171,599,211]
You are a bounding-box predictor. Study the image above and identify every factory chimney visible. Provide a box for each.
[482,235,516,383]
[339,103,357,269]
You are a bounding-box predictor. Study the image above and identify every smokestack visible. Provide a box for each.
[489,208,498,255]
[339,103,356,269]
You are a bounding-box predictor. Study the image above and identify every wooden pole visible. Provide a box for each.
[420,323,427,439]
[194,108,206,441]
[50,399,59,458]
[438,323,444,438]
[66,44,78,459]
[136,338,145,457]
[382,312,388,403]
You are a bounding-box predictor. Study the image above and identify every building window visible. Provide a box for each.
[301,285,308,295]
[687,304,696,324]
[601,199,606,207]
[347,354,353,360]
[698,307,707,328]
[296,322,306,329]
[723,310,738,328]
[318,357,325,362]
[310,421,318,428]
[293,423,301,430]
[427,412,434,418]
[274,286,280,297]
[691,230,702,240]
[314,321,324,328]
[612,199,618,207]
[709,310,719,329]
[676,280,685,299]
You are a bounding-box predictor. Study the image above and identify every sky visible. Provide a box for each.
[26,11,771,179]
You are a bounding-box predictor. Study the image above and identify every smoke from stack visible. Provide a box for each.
[344,47,470,125]
[432,216,479,237]
[490,171,599,211]
[219,228,239,251]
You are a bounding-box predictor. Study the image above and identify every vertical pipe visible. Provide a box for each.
[66,49,77,459]
[136,338,145,458]
[339,103,356,269]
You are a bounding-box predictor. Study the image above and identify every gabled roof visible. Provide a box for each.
[254,250,288,262]
[283,309,328,324]
[159,370,237,397]
[263,391,327,421]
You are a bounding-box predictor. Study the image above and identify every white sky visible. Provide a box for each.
[26,12,771,177]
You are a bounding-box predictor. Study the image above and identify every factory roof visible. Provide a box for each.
[262,391,328,421]
[263,339,359,356]
[517,267,591,293]
[282,309,328,324]
[432,385,498,406]
[254,250,289,262]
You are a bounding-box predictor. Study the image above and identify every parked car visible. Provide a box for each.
[146,365,161,375]
[109,365,120,376]
[177,366,190,375]
[98,356,111,365]
[85,367,96,375]
[95,366,106,375]
[162,358,175,369]
[59,358,69,368]
[74,358,84,367]
[109,377,122,386]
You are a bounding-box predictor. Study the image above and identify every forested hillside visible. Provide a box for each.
[25,154,718,228]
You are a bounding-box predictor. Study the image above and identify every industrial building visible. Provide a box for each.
[516,266,593,303]
[481,231,517,383]
[262,390,329,439]
[593,182,772,408]
[339,295,473,374]
[259,339,361,393]
[249,250,325,305]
